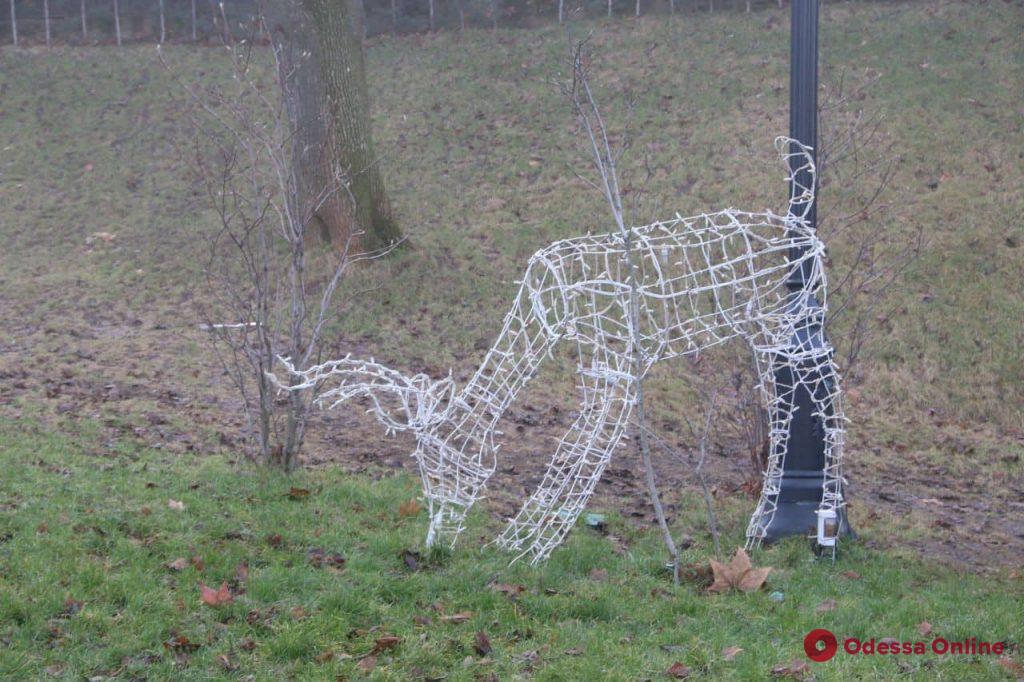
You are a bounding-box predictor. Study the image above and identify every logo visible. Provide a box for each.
[804,629,838,662]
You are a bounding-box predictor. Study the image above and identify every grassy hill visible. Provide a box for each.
[0,1,1022,677]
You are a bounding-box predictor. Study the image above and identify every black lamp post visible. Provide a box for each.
[762,0,852,544]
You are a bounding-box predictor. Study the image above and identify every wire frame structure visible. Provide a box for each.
[272,137,846,565]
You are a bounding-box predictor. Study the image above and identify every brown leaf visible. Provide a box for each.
[307,548,346,569]
[413,614,433,626]
[164,634,201,653]
[287,487,310,500]
[217,654,239,671]
[727,548,753,577]
[491,583,525,599]
[737,566,771,593]
[708,558,733,593]
[398,499,422,517]
[190,555,205,572]
[588,568,608,582]
[166,557,189,571]
[440,611,473,624]
[771,660,809,680]
[199,581,233,607]
[290,606,308,620]
[667,661,691,678]
[998,656,1024,677]
[401,549,422,571]
[266,533,284,547]
[840,570,862,580]
[167,499,185,511]
[239,637,256,651]
[357,655,377,673]
[314,649,334,663]
[474,631,492,656]
[815,598,837,614]
[371,635,402,655]
[722,645,743,661]
[917,621,932,636]
[235,561,249,582]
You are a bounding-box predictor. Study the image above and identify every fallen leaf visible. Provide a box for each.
[564,647,583,656]
[840,570,862,580]
[998,656,1024,677]
[491,583,525,599]
[235,561,249,582]
[307,548,346,569]
[771,660,809,680]
[357,655,377,673]
[314,650,334,663]
[266,533,283,547]
[709,548,772,593]
[164,634,201,653]
[474,631,492,656]
[371,635,402,655]
[287,487,310,500]
[815,598,837,614]
[290,606,308,620]
[667,661,691,678]
[412,614,433,626]
[166,557,189,571]
[190,555,205,572]
[917,621,933,636]
[167,499,185,511]
[239,637,256,651]
[440,611,473,624]
[398,499,422,517]
[199,582,233,607]
[217,654,239,671]
[588,568,609,582]
[44,663,65,676]
[722,645,743,661]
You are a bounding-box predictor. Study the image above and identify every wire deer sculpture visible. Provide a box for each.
[272,138,845,565]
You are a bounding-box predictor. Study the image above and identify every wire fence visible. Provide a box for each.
[2,0,792,46]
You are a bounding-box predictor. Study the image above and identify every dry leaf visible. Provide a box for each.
[314,650,334,664]
[235,561,249,582]
[667,661,692,678]
[287,487,310,500]
[199,582,233,607]
[371,635,402,655]
[239,637,256,651]
[840,570,862,580]
[190,555,205,572]
[412,614,433,626]
[357,655,377,673]
[398,499,422,517]
[998,656,1024,677]
[771,660,809,680]
[217,654,239,671]
[917,621,932,636]
[815,598,837,614]
[588,568,609,582]
[722,645,743,661]
[168,499,185,511]
[491,583,525,599]
[709,548,771,593]
[474,631,492,656]
[166,557,189,571]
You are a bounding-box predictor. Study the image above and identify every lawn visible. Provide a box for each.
[0,0,1022,678]
[0,419,1021,680]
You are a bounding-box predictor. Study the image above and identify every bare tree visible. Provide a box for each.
[43,0,50,46]
[10,0,17,46]
[113,0,121,45]
[81,0,88,41]
[191,0,197,41]
[564,40,682,586]
[163,31,397,470]
[429,0,435,31]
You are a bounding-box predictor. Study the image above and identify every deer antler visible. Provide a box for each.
[268,355,455,435]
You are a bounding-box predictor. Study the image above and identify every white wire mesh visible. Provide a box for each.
[272,137,846,564]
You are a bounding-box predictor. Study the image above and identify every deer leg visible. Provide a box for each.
[744,348,797,548]
[799,352,846,528]
[496,349,634,565]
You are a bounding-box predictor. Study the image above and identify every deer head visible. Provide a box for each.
[268,355,457,436]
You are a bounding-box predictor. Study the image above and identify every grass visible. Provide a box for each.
[0,418,1021,680]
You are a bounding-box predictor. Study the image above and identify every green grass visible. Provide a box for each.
[0,419,1021,680]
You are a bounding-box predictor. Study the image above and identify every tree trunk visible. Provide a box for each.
[81,0,88,40]
[113,0,121,45]
[191,0,196,40]
[43,0,50,46]
[159,0,165,43]
[271,0,401,252]
[428,0,435,32]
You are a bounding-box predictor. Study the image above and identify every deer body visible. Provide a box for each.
[276,140,846,564]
